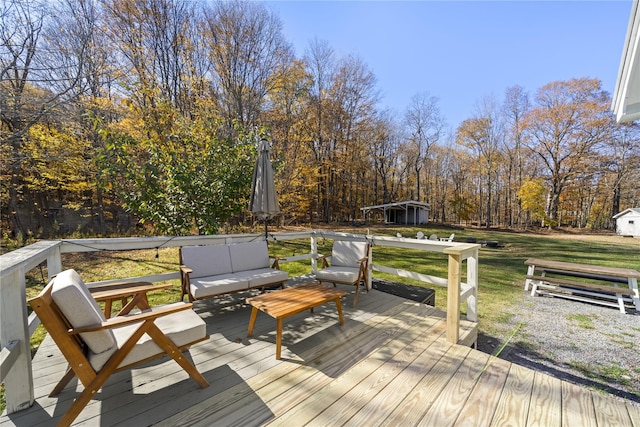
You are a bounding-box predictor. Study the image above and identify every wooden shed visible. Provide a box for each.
[613,208,640,237]
[361,201,430,225]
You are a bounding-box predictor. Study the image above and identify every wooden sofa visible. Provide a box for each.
[179,240,288,302]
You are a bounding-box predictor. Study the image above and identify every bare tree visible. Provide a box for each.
[202,0,292,130]
[303,38,335,222]
[403,92,445,202]
[502,85,530,227]
[457,96,503,228]
[607,122,640,225]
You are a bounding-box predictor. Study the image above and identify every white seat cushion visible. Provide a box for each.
[50,269,117,356]
[229,241,270,272]
[316,266,361,284]
[236,268,289,288]
[89,302,206,371]
[189,273,250,299]
[331,241,368,267]
[182,245,232,278]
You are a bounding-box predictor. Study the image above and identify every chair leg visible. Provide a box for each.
[49,368,77,397]
[146,325,209,388]
[353,284,360,308]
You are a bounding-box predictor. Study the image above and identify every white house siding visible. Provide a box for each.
[613,208,640,237]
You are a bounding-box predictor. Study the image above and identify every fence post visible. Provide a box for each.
[0,268,34,413]
[310,234,318,274]
[445,251,462,344]
[466,249,478,322]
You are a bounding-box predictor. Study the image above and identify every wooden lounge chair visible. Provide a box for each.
[28,269,209,427]
[316,241,370,307]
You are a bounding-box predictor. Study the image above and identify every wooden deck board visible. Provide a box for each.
[490,363,535,426]
[2,285,639,427]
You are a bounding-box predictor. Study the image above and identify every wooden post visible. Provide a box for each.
[0,269,34,413]
[310,234,318,274]
[366,237,373,291]
[466,250,478,322]
[446,251,461,344]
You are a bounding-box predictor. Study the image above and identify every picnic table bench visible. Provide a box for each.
[524,258,640,314]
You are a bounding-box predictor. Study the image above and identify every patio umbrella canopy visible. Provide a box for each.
[250,138,280,236]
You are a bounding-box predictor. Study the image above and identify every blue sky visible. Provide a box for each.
[266,1,633,130]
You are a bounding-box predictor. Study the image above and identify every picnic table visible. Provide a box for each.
[524,258,640,314]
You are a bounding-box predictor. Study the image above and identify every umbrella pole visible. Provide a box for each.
[265,219,268,240]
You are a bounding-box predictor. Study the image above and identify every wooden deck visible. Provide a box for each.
[2,285,639,426]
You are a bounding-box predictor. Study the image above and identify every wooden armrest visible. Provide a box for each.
[91,282,172,302]
[180,265,193,274]
[69,302,194,334]
[357,256,368,264]
[89,281,154,293]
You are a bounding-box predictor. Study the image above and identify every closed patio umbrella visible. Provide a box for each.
[250,138,280,237]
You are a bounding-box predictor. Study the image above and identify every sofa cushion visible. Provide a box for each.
[316,266,362,284]
[50,269,117,356]
[182,245,232,279]
[189,274,250,299]
[229,241,270,272]
[236,268,289,288]
[331,241,368,267]
[89,302,206,371]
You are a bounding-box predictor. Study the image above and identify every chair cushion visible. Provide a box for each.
[89,302,206,371]
[181,245,232,278]
[235,268,289,288]
[189,274,250,299]
[229,241,270,272]
[316,266,361,285]
[331,241,368,267]
[50,269,117,355]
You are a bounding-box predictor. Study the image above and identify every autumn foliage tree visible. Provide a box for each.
[523,78,613,225]
[2,0,638,239]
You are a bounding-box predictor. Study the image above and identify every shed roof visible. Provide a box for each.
[612,0,640,123]
[360,201,430,212]
[612,208,640,219]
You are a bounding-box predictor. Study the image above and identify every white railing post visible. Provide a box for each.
[0,268,34,413]
[465,249,479,322]
[445,250,462,344]
[310,233,318,274]
[47,245,63,279]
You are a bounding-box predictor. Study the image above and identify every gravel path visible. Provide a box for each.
[477,291,640,407]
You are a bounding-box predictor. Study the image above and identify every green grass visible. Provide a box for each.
[566,313,597,330]
[569,360,634,388]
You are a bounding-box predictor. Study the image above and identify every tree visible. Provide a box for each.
[605,122,640,227]
[517,178,546,227]
[1,0,92,237]
[456,96,503,228]
[523,78,612,225]
[202,0,292,130]
[100,104,255,235]
[403,92,445,202]
[369,110,401,205]
[502,85,530,227]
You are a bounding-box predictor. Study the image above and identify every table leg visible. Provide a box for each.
[336,298,344,325]
[276,318,283,360]
[247,307,258,337]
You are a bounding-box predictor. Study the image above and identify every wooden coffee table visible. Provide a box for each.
[246,283,347,359]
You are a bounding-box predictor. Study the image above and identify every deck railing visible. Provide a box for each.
[0,230,479,415]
